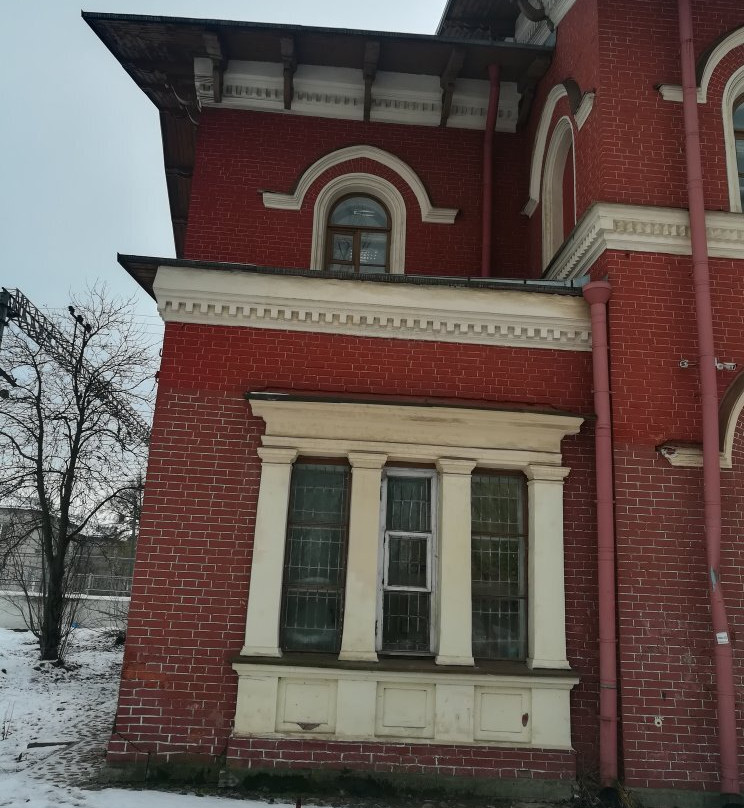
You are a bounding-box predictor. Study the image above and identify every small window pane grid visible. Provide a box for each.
[471,473,527,661]
[325,194,390,275]
[379,472,435,654]
[280,463,350,653]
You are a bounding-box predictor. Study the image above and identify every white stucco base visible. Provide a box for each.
[232,662,578,750]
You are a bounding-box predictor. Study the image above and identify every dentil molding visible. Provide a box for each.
[545,203,744,280]
[153,265,592,352]
[194,59,521,133]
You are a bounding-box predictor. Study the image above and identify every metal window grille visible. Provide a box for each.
[280,463,350,653]
[379,471,435,654]
[471,473,527,660]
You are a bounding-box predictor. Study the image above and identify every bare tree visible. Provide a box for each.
[0,288,154,661]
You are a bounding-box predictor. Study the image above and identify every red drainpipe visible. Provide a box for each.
[481,64,500,277]
[582,280,618,787]
[677,0,740,797]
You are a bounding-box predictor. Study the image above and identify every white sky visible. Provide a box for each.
[1,1,439,336]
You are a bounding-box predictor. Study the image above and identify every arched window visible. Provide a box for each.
[324,195,391,274]
[735,96,744,211]
[541,117,576,269]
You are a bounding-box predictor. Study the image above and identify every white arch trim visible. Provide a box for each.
[309,173,407,274]
[658,25,744,104]
[262,145,458,224]
[723,66,744,213]
[523,84,594,218]
[541,116,576,269]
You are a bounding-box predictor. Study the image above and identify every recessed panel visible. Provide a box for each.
[375,683,434,738]
[277,678,336,733]
[474,687,530,743]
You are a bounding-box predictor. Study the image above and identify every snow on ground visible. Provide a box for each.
[0,627,294,808]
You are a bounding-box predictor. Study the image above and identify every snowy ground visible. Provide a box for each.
[0,627,295,808]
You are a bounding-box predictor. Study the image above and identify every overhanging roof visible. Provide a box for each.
[84,12,552,257]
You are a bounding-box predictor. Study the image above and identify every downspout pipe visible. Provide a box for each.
[677,0,741,799]
[481,64,500,277]
[583,280,619,788]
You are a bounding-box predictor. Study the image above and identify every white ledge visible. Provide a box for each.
[657,443,730,470]
[545,203,744,280]
[153,265,592,352]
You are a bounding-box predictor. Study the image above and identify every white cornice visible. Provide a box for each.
[262,145,458,225]
[515,0,577,45]
[195,59,521,132]
[154,265,591,352]
[545,203,744,280]
[657,26,744,105]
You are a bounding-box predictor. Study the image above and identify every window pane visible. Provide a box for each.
[471,473,526,660]
[281,464,349,653]
[472,596,525,660]
[327,263,354,273]
[734,101,744,129]
[386,476,431,532]
[359,266,386,276]
[359,232,388,265]
[330,196,388,227]
[387,535,428,588]
[283,590,341,652]
[331,232,354,261]
[382,591,430,652]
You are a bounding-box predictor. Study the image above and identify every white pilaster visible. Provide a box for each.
[525,464,571,670]
[339,452,387,662]
[435,458,477,666]
[241,446,298,657]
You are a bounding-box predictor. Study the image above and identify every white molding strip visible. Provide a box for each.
[657,25,744,105]
[545,202,744,281]
[723,67,744,213]
[523,84,593,218]
[657,443,730,470]
[194,59,521,133]
[154,265,592,352]
[262,145,458,225]
[515,0,577,45]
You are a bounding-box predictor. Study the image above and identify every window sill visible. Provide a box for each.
[231,651,577,679]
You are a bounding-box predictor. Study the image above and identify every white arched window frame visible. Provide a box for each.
[311,173,407,274]
[541,116,577,269]
[723,66,744,213]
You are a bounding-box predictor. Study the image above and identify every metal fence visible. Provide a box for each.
[0,554,134,597]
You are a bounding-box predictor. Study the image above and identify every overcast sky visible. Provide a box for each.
[1,1,439,338]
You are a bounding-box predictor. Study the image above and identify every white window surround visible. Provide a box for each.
[542,116,577,270]
[658,25,744,105]
[262,145,458,225]
[523,83,594,217]
[235,398,581,749]
[310,173,406,273]
[723,67,744,213]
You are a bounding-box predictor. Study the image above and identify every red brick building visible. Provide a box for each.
[86,0,744,803]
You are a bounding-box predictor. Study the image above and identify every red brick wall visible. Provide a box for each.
[599,248,744,790]
[108,321,599,777]
[184,109,532,279]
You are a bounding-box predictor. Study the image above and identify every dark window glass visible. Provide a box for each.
[380,473,433,654]
[735,98,744,210]
[471,473,527,660]
[325,195,390,274]
[280,463,350,653]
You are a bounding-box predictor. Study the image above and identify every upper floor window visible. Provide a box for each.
[735,96,744,211]
[325,195,390,275]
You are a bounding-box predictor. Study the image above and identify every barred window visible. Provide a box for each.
[471,473,527,660]
[280,462,350,653]
[379,471,435,654]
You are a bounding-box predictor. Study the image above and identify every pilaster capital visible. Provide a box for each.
[524,464,570,483]
[436,458,477,476]
[256,446,298,465]
[348,451,388,470]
